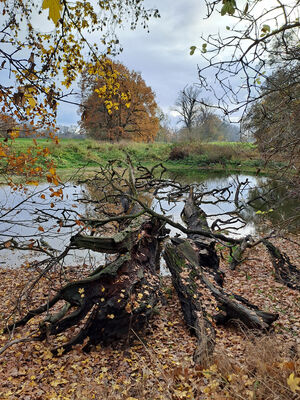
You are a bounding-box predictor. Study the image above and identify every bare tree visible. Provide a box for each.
[174,85,202,132]
[195,0,300,119]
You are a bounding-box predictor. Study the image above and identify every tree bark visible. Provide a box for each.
[164,192,278,364]
[264,239,300,291]
[5,217,164,354]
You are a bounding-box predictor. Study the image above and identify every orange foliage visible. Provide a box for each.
[80,61,159,142]
[0,113,59,186]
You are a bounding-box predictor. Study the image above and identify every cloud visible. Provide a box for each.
[54,0,236,125]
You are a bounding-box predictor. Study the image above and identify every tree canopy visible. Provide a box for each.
[80,61,159,142]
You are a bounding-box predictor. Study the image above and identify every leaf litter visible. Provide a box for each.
[0,236,299,399]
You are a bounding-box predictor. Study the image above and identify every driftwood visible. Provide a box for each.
[164,192,278,364]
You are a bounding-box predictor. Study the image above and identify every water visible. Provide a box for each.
[0,173,298,268]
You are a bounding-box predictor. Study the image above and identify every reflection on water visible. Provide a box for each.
[0,172,298,268]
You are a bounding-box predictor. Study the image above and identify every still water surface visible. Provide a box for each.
[0,172,298,268]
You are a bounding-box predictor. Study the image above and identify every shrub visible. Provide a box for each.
[168,146,189,160]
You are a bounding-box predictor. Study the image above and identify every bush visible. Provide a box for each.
[168,146,189,160]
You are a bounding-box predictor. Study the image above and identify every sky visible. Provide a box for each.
[57,0,234,126]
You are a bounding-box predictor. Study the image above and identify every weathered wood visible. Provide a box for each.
[164,241,216,365]
[164,191,279,363]
[264,239,300,291]
[70,214,147,254]
[229,236,252,270]
[164,240,278,355]
[181,191,224,286]
[6,217,164,354]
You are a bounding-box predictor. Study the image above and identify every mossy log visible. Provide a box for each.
[5,217,164,354]
[70,213,147,254]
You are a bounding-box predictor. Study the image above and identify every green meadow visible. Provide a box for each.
[2,138,277,178]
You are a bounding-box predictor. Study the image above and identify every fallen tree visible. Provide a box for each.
[1,161,298,362]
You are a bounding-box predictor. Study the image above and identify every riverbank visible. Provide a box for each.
[0,236,299,399]
[1,138,280,179]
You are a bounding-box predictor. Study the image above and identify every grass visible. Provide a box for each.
[0,137,275,178]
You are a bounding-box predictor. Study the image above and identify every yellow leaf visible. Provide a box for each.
[287,372,300,393]
[107,314,115,319]
[56,347,64,356]
[26,180,39,186]
[42,0,62,24]
[27,94,36,109]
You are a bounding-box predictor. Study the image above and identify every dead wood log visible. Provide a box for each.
[263,239,300,291]
[70,213,147,254]
[181,190,224,286]
[5,217,164,354]
[164,192,278,364]
[229,235,253,270]
[164,241,216,365]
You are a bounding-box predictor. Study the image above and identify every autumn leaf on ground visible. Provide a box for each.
[287,372,300,393]
[42,0,62,24]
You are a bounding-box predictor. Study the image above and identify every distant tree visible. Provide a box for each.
[174,86,202,134]
[175,92,238,142]
[58,125,81,138]
[155,108,175,142]
[196,113,224,142]
[80,61,159,142]
[0,114,17,138]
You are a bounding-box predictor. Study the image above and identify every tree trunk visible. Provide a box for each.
[5,217,164,354]
[164,192,278,364]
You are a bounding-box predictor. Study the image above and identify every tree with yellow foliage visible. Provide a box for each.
[0,0,159,181]
[80,61,159,142]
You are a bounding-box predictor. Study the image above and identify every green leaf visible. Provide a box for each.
[190,46,196,56]
[221,0,236,16]
[262,24,271,33]
[42,0,62,24]
[220,4,228,16]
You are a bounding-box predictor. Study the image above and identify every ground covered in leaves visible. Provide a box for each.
[0,237,299,400]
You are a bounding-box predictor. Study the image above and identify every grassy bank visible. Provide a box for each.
[2,138,277,176]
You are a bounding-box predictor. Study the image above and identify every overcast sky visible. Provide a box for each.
[57,0,234,126]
